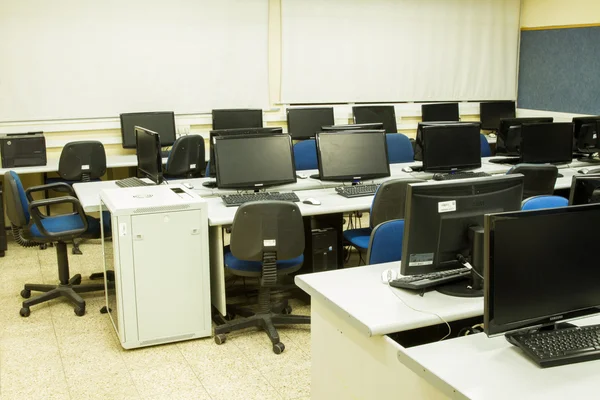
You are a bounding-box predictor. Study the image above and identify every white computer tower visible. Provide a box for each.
[100,185,211,349]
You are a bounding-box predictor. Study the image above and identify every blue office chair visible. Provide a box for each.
[480,134,492,157]
[164,135,205,179]
[4,171,108,317]
[507,163,558,199]
[366,219,404,265]
[521,195,568,211]
[214,201,310,354]
[293,139,318,171]
[386,133,414,163]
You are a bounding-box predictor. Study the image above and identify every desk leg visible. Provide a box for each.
[0,182,6,256]
[209,225,227,316]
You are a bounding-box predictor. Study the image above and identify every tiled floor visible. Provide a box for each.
[0,238,312,400]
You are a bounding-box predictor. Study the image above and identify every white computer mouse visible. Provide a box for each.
[183,182,194,189]
[488,133,497,138]
[402,166,413,173]
[303,198,321,206]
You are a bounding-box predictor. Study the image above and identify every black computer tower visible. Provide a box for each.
[311,227,338,273]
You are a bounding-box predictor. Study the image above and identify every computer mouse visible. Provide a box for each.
[183,182,194,189]
[296,173,308,179]
[579,168,590,174]
[488,133,496,139]
[402,166,413,173]
[303,198,321,206]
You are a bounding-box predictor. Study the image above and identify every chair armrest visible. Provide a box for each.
[26,182,75,202]
[28,196,88,239]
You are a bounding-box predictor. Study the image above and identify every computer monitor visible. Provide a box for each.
[213,134,296,189]
[573,116,600,154]
[484,204,600,336]
[520,122,574,164]
[414,121,481,161]
[569,175,600,205]
[212,109,263,130]
[497,117,553,155]
[315,131,390,181]
[420,123,482,172]
[287,107,334,140]
[421,103,460,122]
[208,127,283,177]
[321,123,384,132]
[135,126,163,185]
[352,106,398,133]
[120,112,176,149]
[401,175,524,297]
[479,101,516,130]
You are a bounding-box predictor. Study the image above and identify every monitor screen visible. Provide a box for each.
[214,134,296,189]
[321,123,384,132]
[573,117,600,153]
[120,112,176,149]
[479,101,516,130]
[414,121,480,161]
[497,117,553,155]
[315,131,390,181]
[352,106,397,133]
[212,109,263,130]
[520,122,574,164]
[484,204,600,336]
[569,175,600,205]
[421,123,482,172]
[135,126,163,184]
[421,103,460,122]
[287,107,334,139]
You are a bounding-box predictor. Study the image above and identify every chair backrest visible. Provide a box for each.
[385,133,414,164]
[230,201,304,262]
[370,178,424,228]
[507,163,558,199]
[59,141,106,181]
[4,171,30,227]
[366,219,405,265]
[293,139,318,171]
[521,195,568,210]
[165,135,205,178]
[480,134,492,157]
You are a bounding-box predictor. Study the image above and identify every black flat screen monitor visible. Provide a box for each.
[401,175,523,297]
[315,131,390,181]
[421,103,460,122]
[480,101,516,130]
[214,134,296,189]
[484,204,600,336]
[212,109,263,130]
[520,122,574,164]
[208,127,283,177]
[573,117,600,154]
[321,122,384,132]
[421,123,482,172]
[287,107,334,140]
[497,117,553,155]
[120,112,176,149]
[352,106,397,133]
[569,175,600,205]
[414,121,481,161]
[135,126,163,185]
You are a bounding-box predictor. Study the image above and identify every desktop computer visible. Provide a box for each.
[419,123,482,173]
[0,132,47,168]
[519,122,574,164]
[310,227,338,273]
[352,105,398,133]
[413,121,479,162]
[569,175,600,205]
[479,101,516,131]
[119,112,176,151]
[573,116,600,156]
[495,117,553,155]
[421,103,459,122]
[287,107,334,140]
[116,127,164,188]
[212,109,263,130]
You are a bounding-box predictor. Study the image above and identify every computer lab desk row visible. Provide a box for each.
[296,262,600,400]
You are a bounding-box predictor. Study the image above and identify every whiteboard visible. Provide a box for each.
[0,0,269,122]
[281,0,520,104]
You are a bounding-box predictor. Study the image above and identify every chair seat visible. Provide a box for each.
[343,228,372,250]
[224,250,304,274]
[30,214,110,239]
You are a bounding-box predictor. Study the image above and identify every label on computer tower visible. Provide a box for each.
[408,253,434,266]
[438,200,457,213]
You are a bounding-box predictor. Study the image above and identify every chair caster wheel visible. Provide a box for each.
[74,306,86,316]
[215,334,227,345]
[282,305,292,315]
[273,342,285,354]
[100,306,111,314]
[72,246,83,255]
[39,244,48,250]
[20,289,31,299]
[69,275,82,285]
[20,307,30,317]
[0,250,5,257]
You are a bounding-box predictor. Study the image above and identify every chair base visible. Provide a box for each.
[20,274,105,317]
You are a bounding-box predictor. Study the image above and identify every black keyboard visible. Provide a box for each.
[432,171,491,181]
[335,184,380,198]
[116,177,150,188]
[389,268,471,291]
[507,324,600,368]
[221,192,301,207]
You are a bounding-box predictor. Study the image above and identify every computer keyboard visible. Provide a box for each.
[506,324,600,368]
[221,192,301,207]
[115,177,150,188]
[335,184,380,198]
[432,171,491,181]
[388,267,471,291]
[488,157,520,165]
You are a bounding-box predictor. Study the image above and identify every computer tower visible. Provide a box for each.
[0,132,47,168]
[311,227,338,273]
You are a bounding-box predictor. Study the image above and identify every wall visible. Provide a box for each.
[521,0,600,28]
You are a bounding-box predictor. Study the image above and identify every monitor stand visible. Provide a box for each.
[436,226,484,298]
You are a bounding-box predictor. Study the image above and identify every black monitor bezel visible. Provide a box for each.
[569,174,600,205]
[321,122,384,131]
[420,123,482,172]
[352,105,398,133]
[134,126,164,185]
[211,108,263,131]
[414,121,481,162]
[479,101,516,130]
[519,122,574,164]
[573,116,600,153]
[287,107,335,140]
[421,103,460,123]
[120,111,176,149]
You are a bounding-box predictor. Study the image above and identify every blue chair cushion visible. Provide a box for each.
[343,228,372,250]
[224,250,304,273]
[521,196,568,211]
[30,214,110,239]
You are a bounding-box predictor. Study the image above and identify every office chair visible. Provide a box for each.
[163,135,205,179]
[293,139,318,171]
[214,201,310,354]
[385,133,414,163]
[521,195,568,210]
[366,219,405,265]
[480,134,492,157]
[4,171,107,317]
[506,163,558,199]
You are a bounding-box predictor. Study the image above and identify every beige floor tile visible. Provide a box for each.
[142,385,212,400]
[128,360,204,398]
[120,342,186,370]
[1,356,70,400]
[64,367,140,400]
